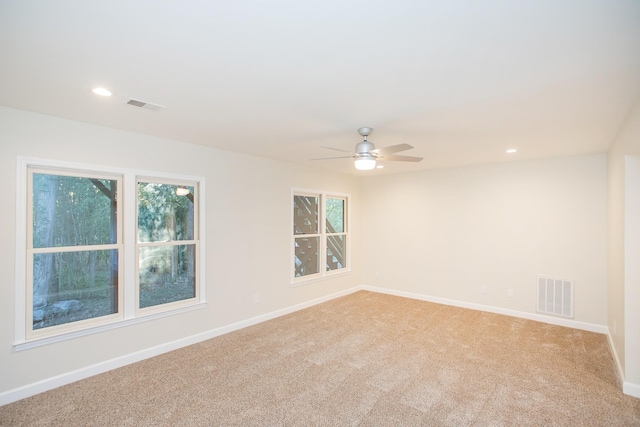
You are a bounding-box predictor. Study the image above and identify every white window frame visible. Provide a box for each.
[324,194,348,275]
[14,157,206,349]
[291,188,350,286]
[135,176,201,316]
[24,166,124,341]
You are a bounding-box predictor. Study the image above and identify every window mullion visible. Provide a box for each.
[123,171,137,319]
[31,244,120,254]
[138,240,198,248]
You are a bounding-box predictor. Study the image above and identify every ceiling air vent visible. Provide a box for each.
[126,98,165,111]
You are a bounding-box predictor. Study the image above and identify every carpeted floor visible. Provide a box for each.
[1,291,639,426]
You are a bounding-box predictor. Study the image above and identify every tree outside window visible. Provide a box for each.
[137,181,198,309]
[19,159,204,344]
[29,170,121,332]
[292,190,349,284]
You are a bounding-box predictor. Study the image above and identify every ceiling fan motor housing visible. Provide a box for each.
[355,140,375,156]
[310,126,421,165]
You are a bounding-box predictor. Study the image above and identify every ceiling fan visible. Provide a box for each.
[311,127,423,170]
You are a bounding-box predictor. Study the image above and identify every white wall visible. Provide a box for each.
[2,103,633,401]
[624,156,640,394]
[361,154,607,326]
[0,106,361,398]
[607,96,640,395]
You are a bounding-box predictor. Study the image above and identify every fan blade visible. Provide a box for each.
[371,143,414,156]
[321,146,354,153]
[309,155,354,161]
[379,154,423,162]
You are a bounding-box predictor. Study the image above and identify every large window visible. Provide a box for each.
[27,169,122,337]
[16,158,204,345]
[292,190,349,284]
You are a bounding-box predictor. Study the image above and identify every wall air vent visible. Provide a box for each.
[126,98,165,111]
[537,276,573,318]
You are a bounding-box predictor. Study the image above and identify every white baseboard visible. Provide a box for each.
[606,328,626,390]
[0,286,360,406]
[623,381,640,398]
[361,285,608,334]
[2,285,635,405]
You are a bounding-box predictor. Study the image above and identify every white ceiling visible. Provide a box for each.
[1,1,639,175]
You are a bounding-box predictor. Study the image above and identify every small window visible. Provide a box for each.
[294,194,320,278]
[325,197,347,272]
[292,190,349,284]
[137,180,199,311]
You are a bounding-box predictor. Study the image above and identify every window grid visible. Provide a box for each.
[292,189,350,285]
[25,167,124,340]
[16,158,205,345]
[325,196,347,273]
[293,193,320,279]
[135,178,200,315]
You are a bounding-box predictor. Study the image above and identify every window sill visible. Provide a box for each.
[291,269,351,287]
[13,302,207,351]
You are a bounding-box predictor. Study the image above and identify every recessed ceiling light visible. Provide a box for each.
[92,87,112,97]
[506,148,518,154]
[376,165,384,169]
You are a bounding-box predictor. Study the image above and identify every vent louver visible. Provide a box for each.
[537,276,573,318]
[126,98,165,111]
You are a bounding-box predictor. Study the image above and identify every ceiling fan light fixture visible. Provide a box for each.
[311,127,422,170]
[354,158,376,170]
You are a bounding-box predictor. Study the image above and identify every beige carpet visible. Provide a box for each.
[1,291,639,426]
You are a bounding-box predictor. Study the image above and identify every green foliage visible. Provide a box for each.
[32,174,197,328]
[137,183,196,308]
[32,173,118,329]
[137,182,194,242]
[33,173,115,248]
[326,198,344,233]
[33,174,117,300]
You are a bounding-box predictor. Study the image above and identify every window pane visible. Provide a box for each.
[294,236,319,277]
[139,244,196,308]
[326,235,346,271]
[32,173,117,248]
[294,195,318,235]
[138,182,195,243]
[33,250,118,329]
[326,198,345,233]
